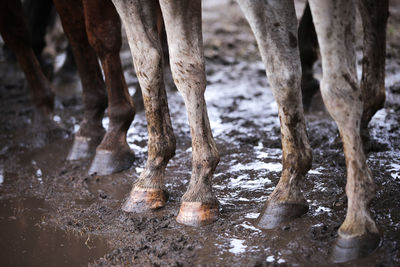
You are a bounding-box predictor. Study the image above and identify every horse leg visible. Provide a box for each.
[236,0,312,229]
[358,0,389,143]
[298,2,319,111]
[53,0,108,160]
[112,0,175,211]
[309,0,380,262]
[0,0,54,116]
[52,44,80,91]
[23,0,55,79]
[82,0,135,176]
[159,0,220,226]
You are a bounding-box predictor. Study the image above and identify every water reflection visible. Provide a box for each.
[0,198,109,266]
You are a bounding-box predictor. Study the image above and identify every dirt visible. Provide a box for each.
[0,197,109,266]
[1,0,400,266]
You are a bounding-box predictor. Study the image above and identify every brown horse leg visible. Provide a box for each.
[53,0,108,160]
[112,0,175,211]
[23,0,55,79]
[0,0,54,116]
[298,2,319,112]
[358,0,389,143]
[83,0,135,175]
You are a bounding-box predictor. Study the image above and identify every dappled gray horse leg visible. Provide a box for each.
[236,0,312,229]
[309,0,380,262]
[160,0,220,226]
[112,0,175,212]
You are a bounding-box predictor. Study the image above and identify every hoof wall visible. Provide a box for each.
[256,202,308,229]
[88,147,134,176]
[67,136,99,160]
[122,187,168,213]
[176,202,219,227]
[331,232,381,263]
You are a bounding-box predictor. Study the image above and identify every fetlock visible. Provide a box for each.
[339,210,378,238]
[96,101,134,151]
[268,173,307,205]
[182,180,218,205]
[134,162,167,190]
[107,100,135,132]
[76,118,105,140]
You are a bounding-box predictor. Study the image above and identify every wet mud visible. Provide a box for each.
[0,197,109,267]
[1,0,400,266]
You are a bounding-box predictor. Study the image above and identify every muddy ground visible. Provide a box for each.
[1,0,400,266]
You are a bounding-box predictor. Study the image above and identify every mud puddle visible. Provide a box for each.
[0,197,109,267]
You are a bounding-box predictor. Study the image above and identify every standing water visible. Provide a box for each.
[0,197,109,266]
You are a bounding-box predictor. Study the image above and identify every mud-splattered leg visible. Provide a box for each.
[236,0,312,229]
[53,0,108,160]
[298,2,319,111]
[0,0,54,116]
[112,0,175,211]
[82,0,135,175]
[358,0,388,143]
[309,0,380,262]
[159,0,220,226]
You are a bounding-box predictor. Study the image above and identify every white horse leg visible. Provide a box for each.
[112,0,176,212]
[309,0,380,262]
[160,0,220,226]
[236,0,312,229]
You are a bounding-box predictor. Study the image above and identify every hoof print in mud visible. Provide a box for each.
[122,187,169,213]
[176,202,219,227]
[88,147,135,176]
[331,232,381,263]
[255,202,309,230]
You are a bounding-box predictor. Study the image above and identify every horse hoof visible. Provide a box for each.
[67,135,99,160]
[331,232,381,263]
[122,187,168,213]
[256,202,308,229]
[176,202,219,226]
[88,146,134,176]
